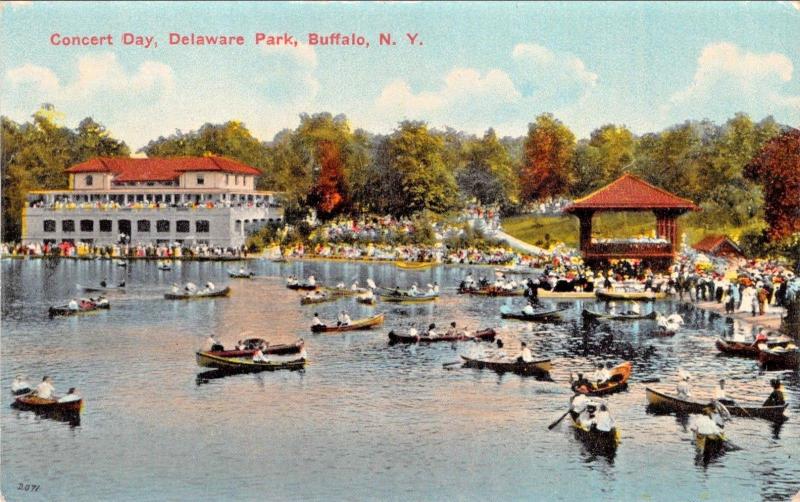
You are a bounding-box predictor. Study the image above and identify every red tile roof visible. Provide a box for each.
[564,173,698,212]
[693,234,743,256]
[66,156,261,182]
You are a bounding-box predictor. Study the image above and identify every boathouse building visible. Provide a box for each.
[22,156,283,248]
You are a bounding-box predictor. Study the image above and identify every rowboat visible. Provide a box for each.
[758,346,800,369]
[459,286,525,297]
[14,394,83,414]
[194,353,306,372]
[356,295,376,305]
[196,340,305,367]
[595,290,666,301]
[582,309,657,321]
[649,329,676,337]
[645,387,787,421]
[325,287,368,298]
[388,328,496,344]
[380,292,438,303]
[715,338,793,358]
[494,267,537,275]
[696,433,727,462]
[157,261,172,271]
[394,261,436,270]
[311,313,385,333]
[500,306,568,321]
[300,294,331,305]
[49,301,110,317]
[569,414,620,454]
[228,270,254,279]
[287,283,318,291]
[77,283,125,293]
[572,361,632,396]
[164,286,231,300]
[538,290,595,299]
[460,355,553,376]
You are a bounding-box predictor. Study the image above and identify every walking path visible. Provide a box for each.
[493,230,547,255]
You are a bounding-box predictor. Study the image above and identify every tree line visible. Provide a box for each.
[2,105,798,249]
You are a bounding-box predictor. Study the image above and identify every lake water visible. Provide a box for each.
[1,258,798,501]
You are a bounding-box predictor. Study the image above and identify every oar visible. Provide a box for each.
[726,399,751,418]
[442,360,462,369]
[547,410,571,430]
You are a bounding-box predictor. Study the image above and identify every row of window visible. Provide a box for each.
[44,219,210,233]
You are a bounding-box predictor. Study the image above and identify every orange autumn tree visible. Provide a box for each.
[309,140,348,217]
[744,128,800,240]
[519,113,576,202]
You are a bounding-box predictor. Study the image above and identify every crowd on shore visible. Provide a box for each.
[1,241,249,260]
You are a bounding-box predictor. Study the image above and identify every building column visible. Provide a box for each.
[578,211,593,252]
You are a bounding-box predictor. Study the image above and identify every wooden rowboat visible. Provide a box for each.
[49,301,110,317]
[582,309,657,321]
[164,286,231,300]
[380,292,438,303]
[500,306,568,321]
[311,313,385,333]
[650,329,676,337]
[356,296,376,305]
[388,328,496,344]
[194,353,306,372]
[572,361,632,396]
[696,432,727,462]
[645,387,787,421]
[14,394,83,413]
[459,286,525,297]
[538,290,595,299]
[460,355,552,376]
[595,290,666,301]
[715,339,760,357]
[77,283,125,293]
[758,346,800,369]
[287,283,318,291]
[570,414,620,454]
[394,261,436,270]
[300,294,332,305]
[228,271,254,279]
[196,340,305,367]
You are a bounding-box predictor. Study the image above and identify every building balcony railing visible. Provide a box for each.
[583,241,675,258]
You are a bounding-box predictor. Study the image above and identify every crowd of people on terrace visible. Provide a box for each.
[1,241,249,259]
[28,198,273,210]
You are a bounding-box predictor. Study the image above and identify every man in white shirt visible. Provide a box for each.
[12,375,31,395]
[408,284,418,297]
[591,404,615,432]
[691,407,723,436]
[34,376,55,400]
[306,275,316,286]
[341,312,352,326]
[68,299,79,311]
[677,371,692,399]
[522,304,535,315]
[312,313,325,327]
[517,342,533,363]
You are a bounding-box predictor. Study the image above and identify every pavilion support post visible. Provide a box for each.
[655,210,680,252]
[578,211,593,252]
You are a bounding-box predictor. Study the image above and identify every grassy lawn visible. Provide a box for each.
[501,213,761,250]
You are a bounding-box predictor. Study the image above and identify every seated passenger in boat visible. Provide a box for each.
[408,284,419,297]
[185,282,197,294]
[238,267,246,275]
[445,322,458,338]
[312,313,325,328]
[426,323,438,338]
[691,406,723,436]
[676,370,692,399]
[34,376,55,399]
[252,348,270,363]
[408,325,419,338]
[351,281,360,291]
[236,340,246,351]
[763,378,785,407]
[592,363,609,385]
[337,311,351,327]
[463,273,475,289]
[57,387,80,403]
[591,403,615,432]
[522,304,536,315]
[287,275,298,286]
[12,375,31,395]
[68,299,80,311]
[306,275,316,287]
[517,342,533,363]
[171,283,180,294]
[571,372,592,392]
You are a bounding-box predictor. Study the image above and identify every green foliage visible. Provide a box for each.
[457,129,518,206]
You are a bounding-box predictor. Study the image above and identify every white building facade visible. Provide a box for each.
[22,156,283,248]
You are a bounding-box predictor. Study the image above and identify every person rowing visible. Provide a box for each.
[426,323,439,339]
[312,313,326,329]
[752,328,769,348]
[34,376,55,399]
[713,379,734,406]
[68,299,80,311]
[445,321,458,338]
[690,405,723,437]
[12,375,31,395]
[763,378,785,407]
[517,342,533,363]
[336,311,351,327]
[252,348,270,363]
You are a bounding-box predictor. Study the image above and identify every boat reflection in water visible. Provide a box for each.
[196,366,306,385]
[11,401,81,427]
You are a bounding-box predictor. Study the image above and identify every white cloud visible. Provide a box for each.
[6,64,60,93]
[511,43,598,97]
[5,52,174,100]
[666,42,799,119]
[259,43,320,105]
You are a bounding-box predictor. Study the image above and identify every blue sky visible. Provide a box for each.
[2,1,799,149]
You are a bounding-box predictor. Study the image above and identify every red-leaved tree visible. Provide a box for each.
[309,140,348,217]
[744,128,800,240]
[519,114,576,201]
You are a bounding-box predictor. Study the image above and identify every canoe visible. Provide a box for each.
[394,261,436,270]
[77,284,125,293]
[388,328,496,344]
[164,286,231,300]
[570,414,620,452]
[228,271,254,278]
[538,290,595,299]
[194,353,306,372]
[460,355,552,376]
[715,338,793,358]
[582,309,657,321]
[356,296,376,305]
[49,302,110,317]
[459,286,525,297]
[572,361,632,396]
[311,313,385,333]
[595,290,666,301]
[196,340,305,367]
[650,329,676,337]
[14,394,83,413]
[380,292,439,303]
[645,387,787,421]
[500,307,568,321]
[758,346,800,369]
[287,283,318,291]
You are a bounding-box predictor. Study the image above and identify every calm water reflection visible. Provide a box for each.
[1,258,798,501]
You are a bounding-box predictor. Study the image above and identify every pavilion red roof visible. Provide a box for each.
[693,234,744,256]
[564,173,698,212]
[66,156,261,183]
